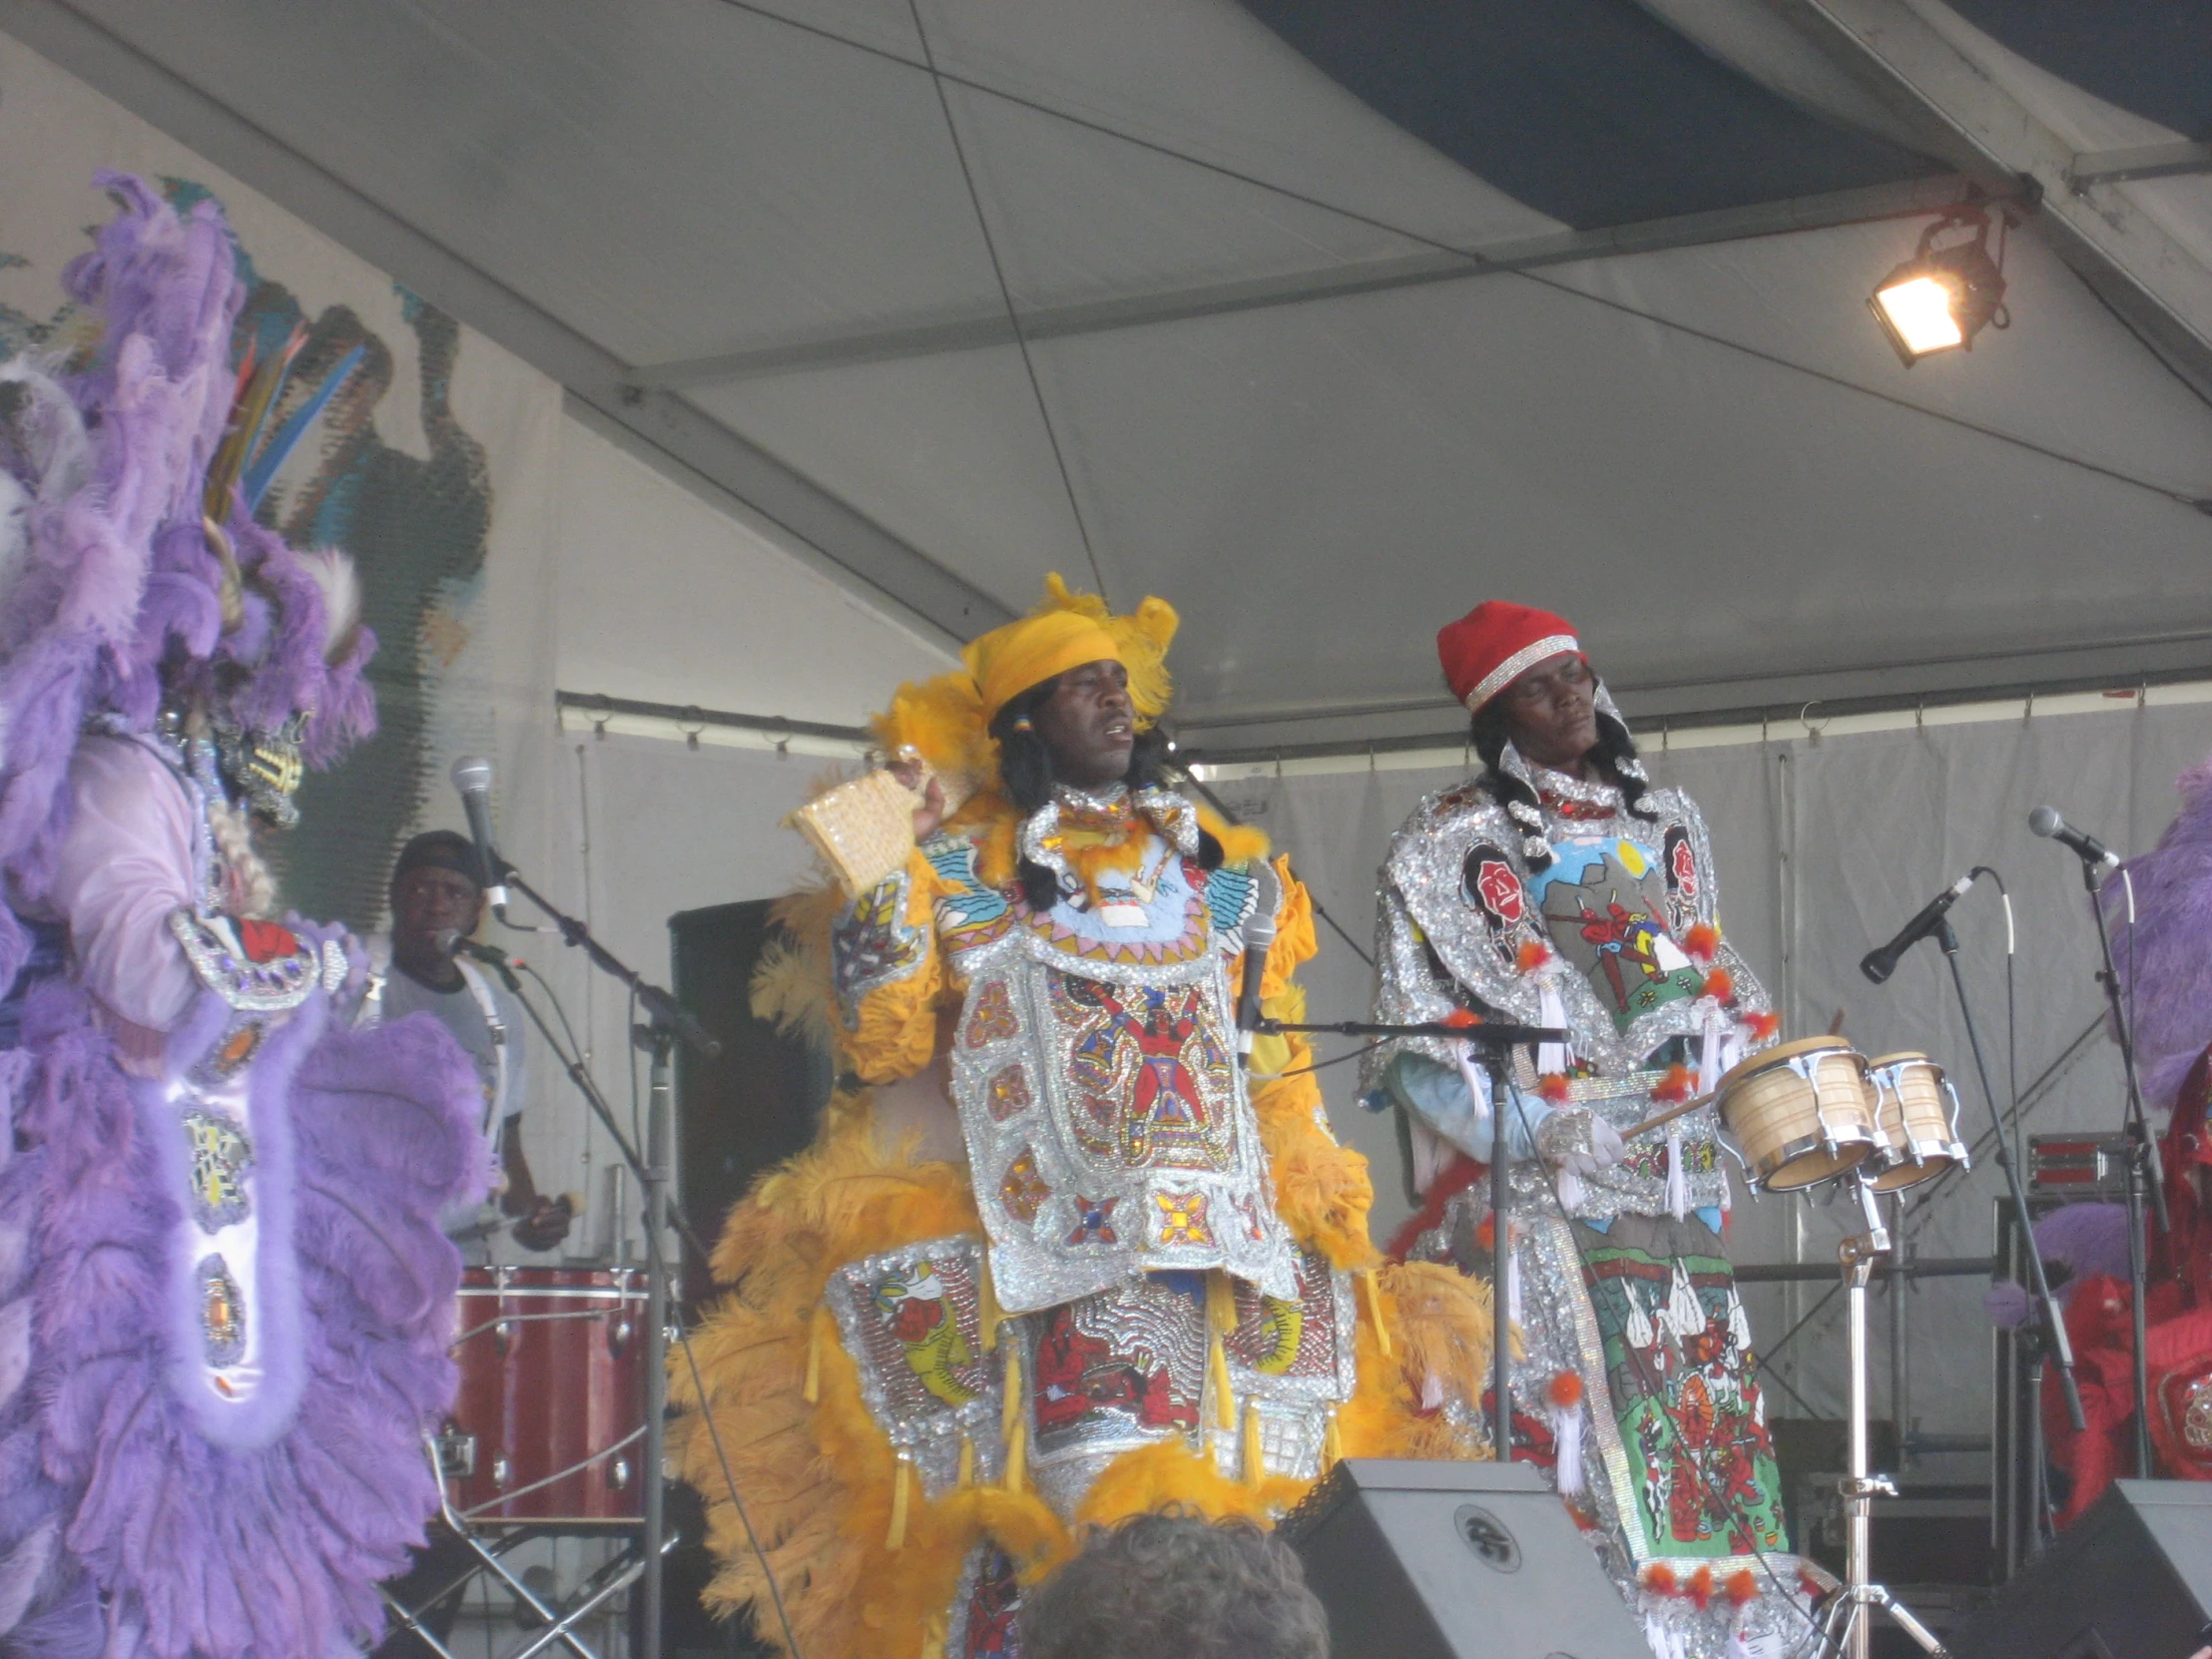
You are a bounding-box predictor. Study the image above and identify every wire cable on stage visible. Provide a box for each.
[901,0,1107,598]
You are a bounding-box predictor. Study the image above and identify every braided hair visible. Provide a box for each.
[991,677,1221,912]
[1469,695,1656,872]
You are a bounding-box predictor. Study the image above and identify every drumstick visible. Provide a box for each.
[1620,1089,1720,1140]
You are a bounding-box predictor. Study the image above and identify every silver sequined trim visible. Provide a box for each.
[1465,633,1580,712]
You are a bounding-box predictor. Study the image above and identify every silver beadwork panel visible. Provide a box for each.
[950,943,1301,1315]
[825,1236,1006,1498]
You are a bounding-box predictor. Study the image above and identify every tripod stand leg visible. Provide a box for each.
[378,1587,464,1659]
[1866,1585,1949,1655]
[1821,1586,1861,1659]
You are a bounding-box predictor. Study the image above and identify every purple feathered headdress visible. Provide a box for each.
[0,174,377,982]
[2102,755,2212,1115]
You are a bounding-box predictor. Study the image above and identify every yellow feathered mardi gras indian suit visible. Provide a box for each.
[672,579,1497,1659]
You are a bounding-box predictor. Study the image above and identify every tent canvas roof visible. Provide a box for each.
[15,0,2210,750]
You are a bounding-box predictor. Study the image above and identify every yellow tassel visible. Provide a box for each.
[886,1452,911,1551]
[919,1615,948,1659]
[957,1432,975,1488]
[1003,1418,1027,1495]
[803,1308,824,1403]
[1206,1269,1240,1333]
[1207,1272,1238,1430]
[1241,1398,1265,1486]
[978,1265,1003,1354]
[1359,1271,1392,1359]
[1209,1331,1235,1431]
[1001,1345,1024,1444]
[1323,1407,1344,1472]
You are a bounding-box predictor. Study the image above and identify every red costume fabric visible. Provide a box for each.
[2044,1045,2212,1520]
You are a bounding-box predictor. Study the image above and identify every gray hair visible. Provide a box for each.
[1020,1509,1330,1659]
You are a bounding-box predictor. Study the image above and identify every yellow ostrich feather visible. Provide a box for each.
[677,1094,1499,1659]
[1038,572,1176,727]
[680,828,1500,1656]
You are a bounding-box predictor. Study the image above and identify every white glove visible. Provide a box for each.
[1536,1107,1627,1178]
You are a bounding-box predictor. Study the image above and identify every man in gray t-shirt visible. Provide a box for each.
[370,830,570,1254]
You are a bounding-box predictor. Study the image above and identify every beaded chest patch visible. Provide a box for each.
[950,948,1300,1315]
[1055,973,1235,1172]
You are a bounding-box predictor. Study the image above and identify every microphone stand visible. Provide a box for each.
[1263,1015,1569,1461]
[1931,916,2087,1436]
[2079,855,2165,1477]
[496,867,720,1659]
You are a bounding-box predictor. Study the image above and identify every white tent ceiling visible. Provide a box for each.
[10,0,2209,754]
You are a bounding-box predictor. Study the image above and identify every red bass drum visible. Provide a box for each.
[442,1266,647,1524]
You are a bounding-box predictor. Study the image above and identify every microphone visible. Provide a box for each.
[1236,863,1282,1063]
[454,936,525,972]
[449,756,513,916]
[431,928,525,982]
[2028,806,2121,870]
[1860,871,1979,984]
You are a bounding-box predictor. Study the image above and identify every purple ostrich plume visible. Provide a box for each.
[0,173,378,989]
[0,175,473,1659]
[0,976,487,1658]
[2103,755,2212,1115]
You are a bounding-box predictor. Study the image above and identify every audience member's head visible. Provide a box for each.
[1019,1508,1329,1659]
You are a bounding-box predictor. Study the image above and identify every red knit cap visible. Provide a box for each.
[1436,601,1583,714]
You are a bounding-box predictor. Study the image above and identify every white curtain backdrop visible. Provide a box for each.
[1211,696,2212,1443]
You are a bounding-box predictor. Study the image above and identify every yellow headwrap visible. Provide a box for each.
[870,574,1181,792]
[963,608,1121,727]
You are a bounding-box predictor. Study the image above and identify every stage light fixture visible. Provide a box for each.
[1869,208,2009,366]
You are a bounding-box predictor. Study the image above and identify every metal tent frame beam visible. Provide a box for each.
[1768,0,2212,403]
[634,175,1984,387]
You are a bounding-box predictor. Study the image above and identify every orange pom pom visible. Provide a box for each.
[1651,1063,1696,1104]
[1474,1214,1495,1252]
[1536,1072,1571,1104]
[1515,938,1553,973]
[1683,921,1721,963]
[1642,1564,1678,1597]
[1725,1570,1758,1607]
[1746,1010,1781,1042]
[1546,1370,1583,1409]
[1700,967,1735,1004]
[1685,1566,1714,1610]
[1441,1007,1480,1029]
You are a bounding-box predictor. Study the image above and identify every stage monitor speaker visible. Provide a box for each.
[1949,1479,2212,1659]
[1280,1459,1646,1659]
[670,898,831,1305]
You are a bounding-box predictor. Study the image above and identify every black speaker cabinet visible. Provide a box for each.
[1281,1459,1646,1659]
[1949,1479,2212,1659]
[670,898,830,1305]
